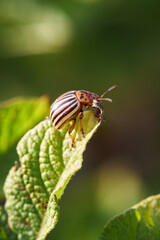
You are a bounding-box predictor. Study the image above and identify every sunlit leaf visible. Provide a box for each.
[0,96,49,156]
[98,194,160,240]
[4,112,100,240]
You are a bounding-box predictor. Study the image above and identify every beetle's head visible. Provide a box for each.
[92,85,117,122]
[92,99,103,122]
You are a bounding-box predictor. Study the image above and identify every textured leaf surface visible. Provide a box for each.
[0,96,49,156]
[0,206,17,240]
[4,112,100,240]
[98,194,160,240]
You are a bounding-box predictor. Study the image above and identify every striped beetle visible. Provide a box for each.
[50,85,117,145]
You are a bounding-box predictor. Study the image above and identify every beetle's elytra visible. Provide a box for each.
[50,85,117,145]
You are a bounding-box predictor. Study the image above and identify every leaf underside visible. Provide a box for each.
[98,194,160,240]
[4,111,100,240]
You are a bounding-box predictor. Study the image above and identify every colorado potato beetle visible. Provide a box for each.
[50,85,117,145]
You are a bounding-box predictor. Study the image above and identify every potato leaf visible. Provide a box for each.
[4,112,100,240]
[0,206,17,240]
[0,96,49,156]
[98,194,160,240]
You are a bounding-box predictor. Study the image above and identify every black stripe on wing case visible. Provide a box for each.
[54,102,78,127]
[54,92,76,103]
[51,99,77,122]
[50,97,76,118]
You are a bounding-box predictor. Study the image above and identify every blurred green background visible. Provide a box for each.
[0,0,160,239]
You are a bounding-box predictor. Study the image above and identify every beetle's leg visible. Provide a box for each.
[85,105,96,117]
[79,110,85,138]
[69,119,76,147]
[85,105,102,122]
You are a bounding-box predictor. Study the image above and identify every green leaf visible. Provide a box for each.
[98,194,160,240]
[0,96,49,156]
[4,111,100,240]
[0,206,17,240]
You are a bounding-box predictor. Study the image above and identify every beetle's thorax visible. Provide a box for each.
[76,91,100,105]
[76,90,91,104]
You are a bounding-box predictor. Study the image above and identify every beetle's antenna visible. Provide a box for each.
[98,97,112,102]
[100,85,118,98]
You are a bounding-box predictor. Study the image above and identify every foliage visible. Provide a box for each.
[0,206,17,240]
[0,97,160,239]
[3,112,100,239]
[0,0,160,238]
[0,96,49,198]
[99,194,160,240]
[0,96,49,156]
